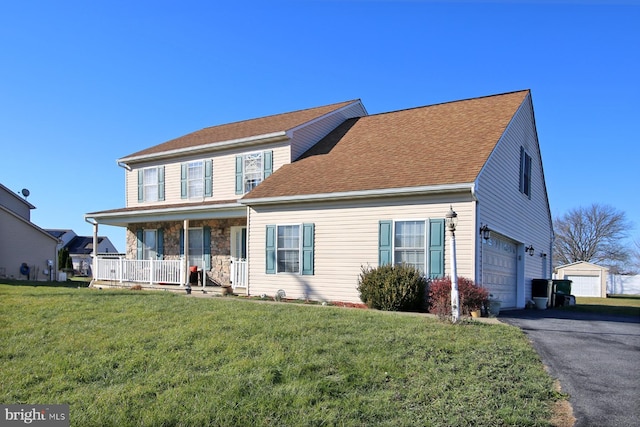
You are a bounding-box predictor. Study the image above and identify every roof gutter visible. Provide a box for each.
[240,183,475,206]
[118,131,289,166]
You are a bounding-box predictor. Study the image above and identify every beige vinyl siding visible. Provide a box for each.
[475,93,553,306]
[125,142,291,207]
[247,196,475,303]
[289,102,367,161]
[0,206,59,279]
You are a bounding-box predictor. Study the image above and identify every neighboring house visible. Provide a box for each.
[0,183,59,280]
[554,261,609,298]
[46,229,119,276]
[86,90,553,308]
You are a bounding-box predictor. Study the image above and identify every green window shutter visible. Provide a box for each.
[157,229,164,259]
[428,219,445,279]
[378,220,392,266]
[158,166,165,201]
[204,160,213,197]
[302,223,314,275]
[265,225,276,274]
[137,170,144,202]
[179,228,184,256]
[519,146,525,194]
[181,163,188,199]
[136,229,144,260]
[263,150,273,179]
[203,226,211,270]
[235,156,243,195]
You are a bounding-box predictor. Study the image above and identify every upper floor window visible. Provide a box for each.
[137,167,165,202]
[519,147,532,198]
[188,162,204,198]
[235,150,273,195]
[181,160,213,199]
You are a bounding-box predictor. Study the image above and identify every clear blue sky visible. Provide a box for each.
[1,0,638,252]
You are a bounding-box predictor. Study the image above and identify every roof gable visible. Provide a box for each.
[120,100,361,162]
[244,90,529,200]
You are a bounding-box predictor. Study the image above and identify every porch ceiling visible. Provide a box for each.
[85,200,246,227]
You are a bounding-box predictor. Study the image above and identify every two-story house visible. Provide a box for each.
[0,183,59,280]
[86,90,553,308]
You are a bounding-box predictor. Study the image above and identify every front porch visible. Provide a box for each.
[92,256,247,289]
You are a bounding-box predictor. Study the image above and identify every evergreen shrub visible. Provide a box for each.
[357,264,427,312]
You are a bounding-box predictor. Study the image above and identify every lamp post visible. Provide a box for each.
[445,206,460,323]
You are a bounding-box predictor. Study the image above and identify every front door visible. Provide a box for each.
[231,226,247,260]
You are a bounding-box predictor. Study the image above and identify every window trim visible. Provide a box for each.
[186,161,204,199]
[379,218,444,279]
[266,223,314,275]
[138,166,164,203]
[519,147,532,198]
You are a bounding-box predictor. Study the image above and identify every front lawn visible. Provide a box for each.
[0,284,562,426]
[564,295,640,317]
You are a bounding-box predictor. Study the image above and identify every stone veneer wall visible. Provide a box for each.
[125,218,246,286]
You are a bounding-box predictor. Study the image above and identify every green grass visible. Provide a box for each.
[0,283,562,426]
[562,295,640,317]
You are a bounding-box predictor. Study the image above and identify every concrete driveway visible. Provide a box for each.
[499,308,640,427]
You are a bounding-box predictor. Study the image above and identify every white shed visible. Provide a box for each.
[555,261,608,298]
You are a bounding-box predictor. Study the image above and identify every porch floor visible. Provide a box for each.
[89,280,241,297]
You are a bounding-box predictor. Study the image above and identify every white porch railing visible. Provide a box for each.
[94,256,184,285]
[230,258,247,289]
[94,256,249,288]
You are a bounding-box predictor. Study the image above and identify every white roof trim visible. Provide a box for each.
[285,100,367,137]
[118,131,288,165]
[240,183,475,205]
[85,202,247,226]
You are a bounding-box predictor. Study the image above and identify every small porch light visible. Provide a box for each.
[525,245,535,256]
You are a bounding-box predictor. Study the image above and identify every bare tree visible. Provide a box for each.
[553,204,633,273]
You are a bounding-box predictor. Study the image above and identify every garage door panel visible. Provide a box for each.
[565,275,600,297]
[482,235,517,308]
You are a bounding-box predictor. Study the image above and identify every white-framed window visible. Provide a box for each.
[394,220,426,273]
[143,229,157,260]
[181,160,212,199]
[236,151,272,195]
[143,169,158,202]
[266,223,314,275]
[187,161,204,198]
[243,152,263,193]
[138,167,164,202]
[519,147,532,198]
[379,219,444,279]
[277,225,300,273]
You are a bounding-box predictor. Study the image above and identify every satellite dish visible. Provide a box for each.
[21,188,30,198]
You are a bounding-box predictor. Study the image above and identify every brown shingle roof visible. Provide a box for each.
[121,100,360,160]
[243,90,529,200]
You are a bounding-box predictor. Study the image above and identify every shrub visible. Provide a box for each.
[357,264,427,312]
[428,277,489,319]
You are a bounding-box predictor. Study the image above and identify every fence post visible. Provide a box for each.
[119,257,124,283]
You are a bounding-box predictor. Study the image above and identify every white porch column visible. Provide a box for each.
[183,219,190,286]
[92,222,98,280]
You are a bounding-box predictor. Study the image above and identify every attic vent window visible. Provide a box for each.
[519,147,532,198]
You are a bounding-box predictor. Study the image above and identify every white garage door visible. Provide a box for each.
[482,235,518,308]
[565,275,600,297]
